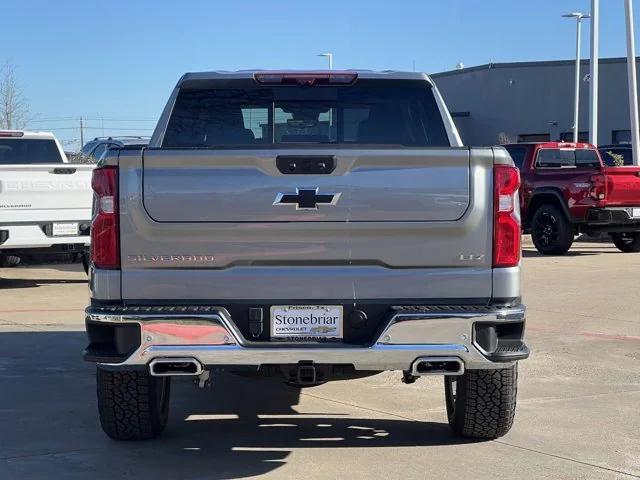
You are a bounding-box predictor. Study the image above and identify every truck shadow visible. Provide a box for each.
[522,247,619,258]
[0,277,87,289]
[0,331,474,480]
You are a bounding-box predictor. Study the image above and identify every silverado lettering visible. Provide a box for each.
[127,254,216,263]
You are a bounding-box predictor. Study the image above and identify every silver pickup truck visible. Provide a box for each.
[84,70,529,441]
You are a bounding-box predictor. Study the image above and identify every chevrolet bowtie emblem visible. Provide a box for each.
[273,188,342,210]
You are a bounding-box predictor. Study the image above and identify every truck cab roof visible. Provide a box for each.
[503,141,597,150]
[176,70,437,89]
[179,69,434,81]
[90,136,150,146]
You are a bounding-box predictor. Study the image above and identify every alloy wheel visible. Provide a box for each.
[534,212,558,247]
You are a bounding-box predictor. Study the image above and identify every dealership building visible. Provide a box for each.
[432,57,640,146]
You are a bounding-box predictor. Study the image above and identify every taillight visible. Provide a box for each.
[253,71,358,86]
[91,166,119,269]
[493,165,521,268]
[589,173,607,201]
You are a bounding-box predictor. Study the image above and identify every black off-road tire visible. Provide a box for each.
[531,204,574,255]
[444,364,518,439]
[611,232,640,253]
[96,367,171,440]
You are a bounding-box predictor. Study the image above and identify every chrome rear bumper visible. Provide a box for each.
[85,304,528,371]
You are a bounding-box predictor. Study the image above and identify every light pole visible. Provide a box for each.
[625,0,640,165]
[589,0,599,146]
[317,52,333,70]
[563,12,591,143]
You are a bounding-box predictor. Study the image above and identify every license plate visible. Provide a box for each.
[52,222,79,236]
[271,305,343,341]
[632,208,640,219]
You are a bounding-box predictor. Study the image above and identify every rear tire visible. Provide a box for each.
[444,364,518,439]
[531,204,574,255]
[96,367,171,440]
[611,232,640,253]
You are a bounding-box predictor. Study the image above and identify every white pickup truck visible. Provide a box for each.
[0,130,94,266]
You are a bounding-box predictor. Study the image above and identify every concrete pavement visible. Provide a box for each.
[0,241,639,479]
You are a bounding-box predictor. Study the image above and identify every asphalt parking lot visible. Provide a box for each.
[0,239,639,480]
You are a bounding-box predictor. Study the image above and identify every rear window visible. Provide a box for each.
[599,148,633,166]
[535,148,601,169]
[0,139,63,165]
[162,80,449,148]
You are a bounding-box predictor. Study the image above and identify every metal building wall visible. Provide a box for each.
[432,58,640,146]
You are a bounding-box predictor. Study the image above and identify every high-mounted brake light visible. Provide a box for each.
[91,166,119,269]
[0,130,24,137]
[493,165,521,268]
[253,71,358,86]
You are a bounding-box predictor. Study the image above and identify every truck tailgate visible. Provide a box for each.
[142,149,469,222]
[604,166,640,206]
[0,164,94,223]
[119,147,495,301]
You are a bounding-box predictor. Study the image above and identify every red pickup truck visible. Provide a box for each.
[504,142,640,254]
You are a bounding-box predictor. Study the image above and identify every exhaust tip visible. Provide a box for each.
[149,357,203,376]
[410,357,464,376]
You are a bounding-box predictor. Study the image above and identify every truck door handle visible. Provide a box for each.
[276,155,336,174]
[50,168,77,174]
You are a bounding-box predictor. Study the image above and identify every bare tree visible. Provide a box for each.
[0,61,29,129]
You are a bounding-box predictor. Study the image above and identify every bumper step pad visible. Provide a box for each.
[484,340,530,362]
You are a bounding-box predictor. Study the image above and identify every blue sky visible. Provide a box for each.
[3,0,639,148]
